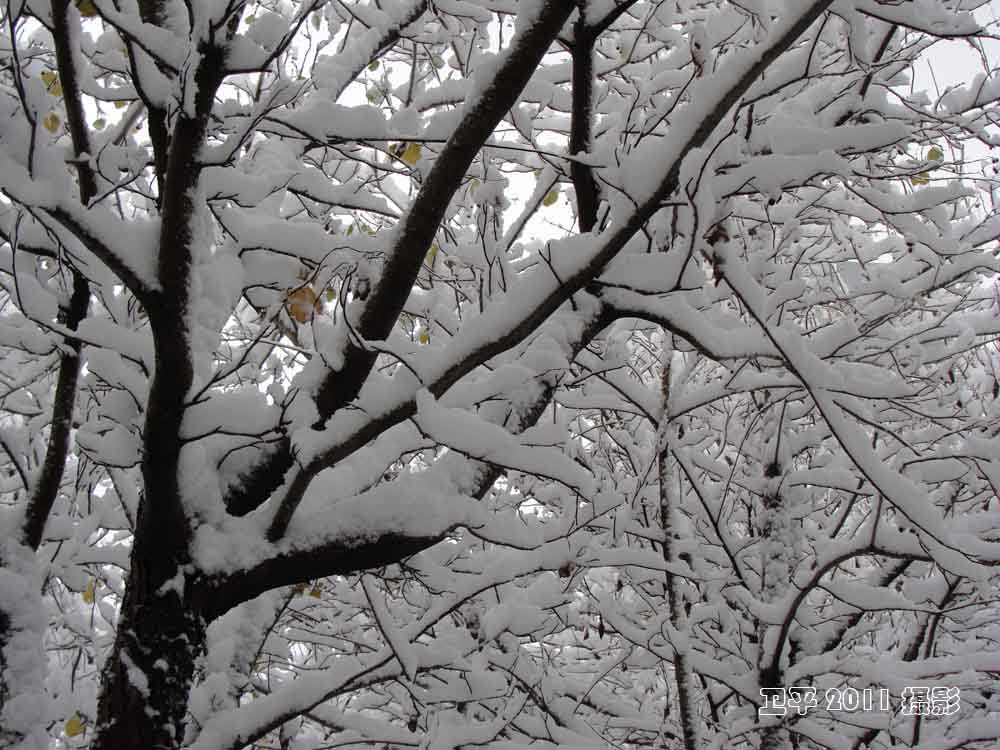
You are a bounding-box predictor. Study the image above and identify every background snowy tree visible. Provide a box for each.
[1,0,1000,749]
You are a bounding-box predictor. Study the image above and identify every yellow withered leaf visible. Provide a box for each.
[92,118,106,130]
[76,0,98,18]
[401,142,422,166]
[910,172,930,186]
[114,100,128,109]
[418,329,430,345]
[542,189,558,207]
[40,70,62,96]
[288,286,318,324]
[927,146,944,162]
[82,579,96,604]
[65,712,86,737]
[309,583,323,598]
[42,112,61,134]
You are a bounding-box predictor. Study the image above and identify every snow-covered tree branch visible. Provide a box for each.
[1,1,1000,749]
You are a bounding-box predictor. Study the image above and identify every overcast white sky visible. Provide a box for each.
[925,1,1000,89]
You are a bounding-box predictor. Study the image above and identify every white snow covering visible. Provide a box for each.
[0,538,51,750]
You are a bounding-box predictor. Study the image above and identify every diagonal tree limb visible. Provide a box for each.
[213,305,614,608]
[264,0,836,541]
[309,0,578,426]
[222,0,576,518]
[20,0,98,551]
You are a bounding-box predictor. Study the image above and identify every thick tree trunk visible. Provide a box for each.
[92,363,206,749]
[92,327,203,749]
[90,29,228,747]
[93,548,206,750]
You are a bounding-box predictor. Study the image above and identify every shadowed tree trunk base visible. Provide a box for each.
[93,548,207,750]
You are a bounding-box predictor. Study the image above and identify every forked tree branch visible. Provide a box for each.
[216,306,614,607]
[263,0,836,541]
[223,0,577,519]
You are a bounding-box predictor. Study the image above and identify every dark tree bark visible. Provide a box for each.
[569,20,599,234]
[92,25,231,750]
